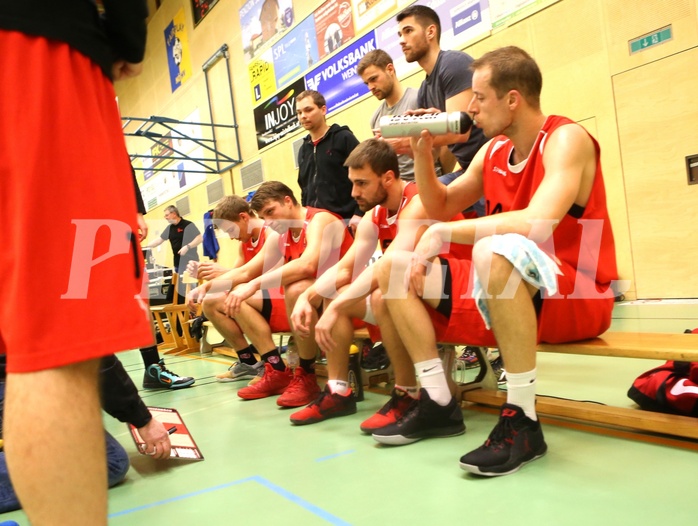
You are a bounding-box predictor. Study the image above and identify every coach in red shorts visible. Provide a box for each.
[0,1,154,524]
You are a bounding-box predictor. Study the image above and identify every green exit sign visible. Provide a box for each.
[629,26,672,54]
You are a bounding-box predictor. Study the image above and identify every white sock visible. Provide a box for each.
[506,368,537,420]
[327,380,349,395]
[394,384,420,399]
[415,358,451,406]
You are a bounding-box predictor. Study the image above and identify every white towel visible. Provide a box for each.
[472,233,561,328]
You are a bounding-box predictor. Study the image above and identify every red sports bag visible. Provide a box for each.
[627,329,698,416]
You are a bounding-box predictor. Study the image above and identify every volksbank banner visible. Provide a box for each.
[304,30,375,115]
[254,77,306,150]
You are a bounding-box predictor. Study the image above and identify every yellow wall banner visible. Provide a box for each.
[165,8,193,92]
[249,50,278,105]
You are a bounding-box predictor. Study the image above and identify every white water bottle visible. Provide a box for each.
[286,338,299,369]
[379,111,473,138]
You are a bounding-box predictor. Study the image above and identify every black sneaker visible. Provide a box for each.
[143,359,195,390]
[372,388,465,445]
[362,342,390,370]
[459,403,547,476]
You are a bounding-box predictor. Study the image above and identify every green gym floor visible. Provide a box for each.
[3,301,697,525]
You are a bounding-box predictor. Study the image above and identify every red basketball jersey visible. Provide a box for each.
[371,182,419,253]
[371,181,471,259]
[278,207,353,274]
[482,115,618,290]
[241,226,267,263]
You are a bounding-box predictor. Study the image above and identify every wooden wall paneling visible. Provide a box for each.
[613,47,698,298]
[527,0,635,297]
[603,0,698,74]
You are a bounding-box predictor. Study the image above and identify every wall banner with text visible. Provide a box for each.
[304,30,376,115]
[249,49,277,104]
[271,15,320,89]
[254,77,306,150]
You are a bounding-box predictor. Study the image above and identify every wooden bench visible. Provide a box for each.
[458,332,698,440]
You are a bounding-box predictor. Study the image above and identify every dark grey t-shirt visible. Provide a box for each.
[417,50,487,170]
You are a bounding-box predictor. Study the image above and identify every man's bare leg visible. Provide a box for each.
[204,295,261,381]
[203,295,251,350]
[234,297,293,400]
[378,251,454,403]
[473,242,538,373]
[372,252,464,445]
[283,280,317,362]
[289,288,359,424]
[323,299,353,383]
[459,238,547,477]
[370,291,417,387]
[358,290,423,434]
[472,238,538,418]
[5,359,107,526]
[232,298,278,356]
[378,252,443,364]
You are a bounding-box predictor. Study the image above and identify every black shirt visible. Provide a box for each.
[161,218,201,272]
[297,123,361,219]
[0,0,148,79]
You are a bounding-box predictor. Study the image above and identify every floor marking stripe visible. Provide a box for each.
[109,475,351,525]
[255,477,352,525]
[108,477,255,517]
[315,450,355,462]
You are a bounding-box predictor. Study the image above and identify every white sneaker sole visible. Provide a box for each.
[372,425,466,446]
[459,450,546,476]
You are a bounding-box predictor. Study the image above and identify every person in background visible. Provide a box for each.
[145,205,203,304]
[357,48,443,182]
[133,169,195,390]
[393,5,488,187]
[296,90,362,233]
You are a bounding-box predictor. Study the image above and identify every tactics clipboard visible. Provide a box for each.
[128,406,204,460]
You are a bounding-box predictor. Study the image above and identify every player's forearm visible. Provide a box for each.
[330,267,377,315]
[258,259,317,291]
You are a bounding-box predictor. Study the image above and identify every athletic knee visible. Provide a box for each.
[284,280,310,304]
[376,251,407,291]
[201,297,219,318]
[472,237,512,289]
